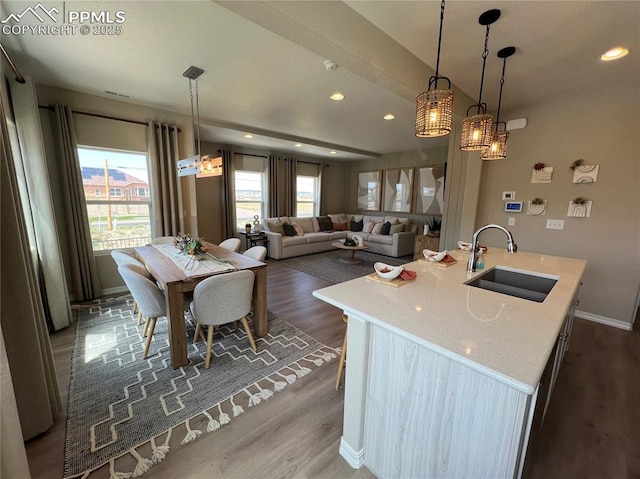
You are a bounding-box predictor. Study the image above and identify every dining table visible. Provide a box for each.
[134,241,268,369]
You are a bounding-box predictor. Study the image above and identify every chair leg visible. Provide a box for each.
[205,325,215,369]
[143,317,158,359]
[142,317,149,337]
[132,299,138,314]
[137,311,143,326]
[193,321,202,344]
[335,329,348,391]
[240,316,258,352]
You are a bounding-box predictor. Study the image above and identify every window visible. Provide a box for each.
[296,175,318,217]
[135,187,149,197]
[77,147,151,251]
[234,170,265,231]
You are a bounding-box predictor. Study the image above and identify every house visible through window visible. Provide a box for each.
[78,147,151,251]
[234,170,265,231]
[296,175,318,217]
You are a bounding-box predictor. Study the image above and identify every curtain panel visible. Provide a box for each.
[284,157,297,217]
[53,105,102,301]
[268,154,279,217]
[221,149,236,237]
[148,122,183,237]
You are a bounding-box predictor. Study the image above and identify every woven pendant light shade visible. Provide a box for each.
[415,89,454,137]
[460,113,493,150]
[481,130,509,159]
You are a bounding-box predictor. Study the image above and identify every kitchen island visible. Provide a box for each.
[313,248,585,478]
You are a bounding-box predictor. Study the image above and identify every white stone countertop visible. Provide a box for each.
[312,248,586,394]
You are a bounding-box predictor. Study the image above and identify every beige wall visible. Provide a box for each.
[476,84,640,326]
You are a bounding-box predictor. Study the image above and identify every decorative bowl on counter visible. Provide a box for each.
[457,241,472,252]
[423,249,447,262]
[374,262,404,280]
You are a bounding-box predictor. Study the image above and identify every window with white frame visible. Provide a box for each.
[234,170,266,231]
[296,175,318,217]
[77,147,152,251]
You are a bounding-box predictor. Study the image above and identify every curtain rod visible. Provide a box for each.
[227,150,328,167]
[38,104,182,132]
[1,44,25,84]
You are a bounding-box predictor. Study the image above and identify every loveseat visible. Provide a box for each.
[262,213,416,260]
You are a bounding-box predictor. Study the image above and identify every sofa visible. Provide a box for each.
[262,213,417,260]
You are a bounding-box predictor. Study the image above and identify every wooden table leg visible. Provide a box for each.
[166,284,188,368]
[252,266,268,337]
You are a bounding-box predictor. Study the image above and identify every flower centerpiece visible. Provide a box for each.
[173,233,234,270]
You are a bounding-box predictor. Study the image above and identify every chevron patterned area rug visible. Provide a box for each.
[63,295,335,478]
[276,250,412,283]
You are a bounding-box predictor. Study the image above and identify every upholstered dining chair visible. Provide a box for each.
[118,264,168,359]
[111,250,152,323]
[243,245,267,262]
[190,270,257,369]
[218,237,241,252]
[150,236,175,245]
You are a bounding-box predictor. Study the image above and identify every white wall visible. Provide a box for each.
[475,83,640,326]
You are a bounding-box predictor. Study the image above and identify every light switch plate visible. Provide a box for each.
[502,191,516,200]
[546,219,564,230]
[508,217,516,226]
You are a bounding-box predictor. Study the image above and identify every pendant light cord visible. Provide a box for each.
[434,0,445,79]
[188,78,201,157]
[476,24,491,112]
[495,57,507,126]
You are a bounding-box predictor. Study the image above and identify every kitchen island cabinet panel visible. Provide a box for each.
[364,323,531,478]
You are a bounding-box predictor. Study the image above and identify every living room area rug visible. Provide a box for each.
[63,295,335,479]
[275,250,413,283]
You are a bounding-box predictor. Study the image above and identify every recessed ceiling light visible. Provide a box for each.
[601,47,629,61]
[383,113,395,120]
[330,151,337,155]
[330,92,345,101]
[294,143,303,148]
[244,134,254,139]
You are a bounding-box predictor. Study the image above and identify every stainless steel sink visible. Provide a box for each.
[465,267,558,303]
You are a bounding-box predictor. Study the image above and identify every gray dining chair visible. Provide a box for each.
[190,270,257,369]
[243,245,267,262]
[112,250,152,323]
[118,264,168,359]
[218,238,241,253]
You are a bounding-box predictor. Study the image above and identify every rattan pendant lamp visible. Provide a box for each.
[460,9,500,151]
[415,0,454,138]
[481,46,516,160]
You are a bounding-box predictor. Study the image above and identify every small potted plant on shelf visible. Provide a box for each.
[425,216,441,237]
[245,223,252,234]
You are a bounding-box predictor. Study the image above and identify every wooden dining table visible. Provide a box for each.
[134,241,268,369]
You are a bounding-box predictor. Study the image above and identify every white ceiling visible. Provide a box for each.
[2,1,638,161]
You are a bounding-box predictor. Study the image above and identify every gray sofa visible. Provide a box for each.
[262,213,416,260]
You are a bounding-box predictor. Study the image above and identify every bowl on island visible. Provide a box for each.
[374,262,404,280]
[457,241,472,252]
[423,249,447,262]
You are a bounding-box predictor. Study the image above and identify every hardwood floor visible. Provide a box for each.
[25,260,639,478]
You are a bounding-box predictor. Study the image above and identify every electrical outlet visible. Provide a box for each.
[546,219,564,230]
[508,217,515,226]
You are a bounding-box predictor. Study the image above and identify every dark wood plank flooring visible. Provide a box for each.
[25,259,639,478]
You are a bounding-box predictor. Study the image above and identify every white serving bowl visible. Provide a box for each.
[374,262,404,280]
[458,241,472,252]
[423,249,447,262]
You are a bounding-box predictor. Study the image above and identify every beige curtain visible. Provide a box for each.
[284,157,297,217]
[319,162,328,215]
[221,149,236,237]
[1,76,61,440]
[52,105,102,300]
[268,154,280,217]
[6,76,72,331]
[148,122,183,237]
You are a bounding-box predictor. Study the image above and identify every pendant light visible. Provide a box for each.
[177,66,223,178]
[481,46,515,160]
[460,9,500,151]
[415,0,453,138]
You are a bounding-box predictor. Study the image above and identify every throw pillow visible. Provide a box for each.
[282,222,297,237]
[332,222,347,231]
[350,219,364,232]
[317,216,333,231]
[380,221,392,235]
[371,222,383,235]
[291,222,304,236]
[267,220,284,235]
[389,223,405,234]
[363,221,376,234]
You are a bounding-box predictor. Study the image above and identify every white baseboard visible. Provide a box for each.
[575,310,633,331]
[339,436,364,469]
[101,286,129,296]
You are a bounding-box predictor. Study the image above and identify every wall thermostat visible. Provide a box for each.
[504,201,523,213]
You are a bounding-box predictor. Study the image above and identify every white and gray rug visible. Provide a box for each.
[64,295,335,478]
[276,250,412,283]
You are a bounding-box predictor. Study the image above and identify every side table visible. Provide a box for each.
[413,234,440,260]
[241,232,269,258]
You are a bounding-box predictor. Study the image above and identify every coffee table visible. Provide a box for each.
[332,241,370,264]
